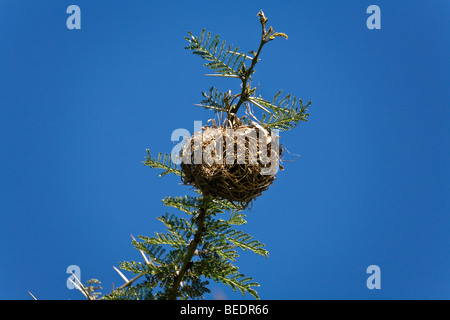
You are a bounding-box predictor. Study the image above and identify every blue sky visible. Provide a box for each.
[1,0,449,300]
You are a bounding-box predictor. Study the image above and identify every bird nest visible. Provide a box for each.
[179,120,282,208]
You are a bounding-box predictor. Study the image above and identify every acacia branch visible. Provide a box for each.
[228,10,270,117]
[228,37,265,117]
[167,198,209,300]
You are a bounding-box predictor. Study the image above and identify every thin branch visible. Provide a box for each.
[228,10,287,120]
[115,274,143,291]
[166,197,210,300]
[228,12,268,117]
[228,39,265,117]
[99,274,144,300]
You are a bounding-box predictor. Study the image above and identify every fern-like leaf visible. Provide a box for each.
[227,211,247,225]
[210,197,246,212]
[194,87,230,112]
[143,150,181,177]
[217,273,260,299]
[247,91,311,131]
[157,212,195,236]
[162,195,200,215]
[140,232,187,248]
[185,29,247,77]
[223,229,269,257]
[131,241,167,266]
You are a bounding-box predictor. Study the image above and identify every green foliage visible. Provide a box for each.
[143,150,181,177]
[72,10,310,301]
[216,273,260,299]
[185,16,310,131]
[195,86,231,112]
[93,149,268,300]
[111,190,267,300]
[194,86,311,131]
[84,279,102,300]
[247,91,312,130]
[185,29,248,78]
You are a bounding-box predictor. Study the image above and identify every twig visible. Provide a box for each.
[100,274,144,300]
[115,274,143,291]
[166,197,209,300]
[228,11,269,117]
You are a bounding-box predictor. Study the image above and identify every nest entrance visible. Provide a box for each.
[179,121,282,208]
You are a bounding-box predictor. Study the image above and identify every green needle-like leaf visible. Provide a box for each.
[185,29,247,77]
[143,150,182,177]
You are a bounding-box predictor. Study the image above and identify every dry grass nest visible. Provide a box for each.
[179,120,283,208]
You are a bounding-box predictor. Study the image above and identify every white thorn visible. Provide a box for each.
[113,266,129,283]
[27,291,37,300]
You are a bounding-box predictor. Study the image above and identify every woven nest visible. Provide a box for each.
[179,120,282,208]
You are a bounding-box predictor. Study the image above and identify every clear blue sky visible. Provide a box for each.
[1,0,449,300]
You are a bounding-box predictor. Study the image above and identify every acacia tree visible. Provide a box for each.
[69,10,311,300]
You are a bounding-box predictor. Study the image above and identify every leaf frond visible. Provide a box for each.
[185,30,247,77]
[216,273,260,299]
[195,87,230,112]
[162,195,200,215]
[223,229,268,257]
[248,91,311,131]
[143,150,181,177]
